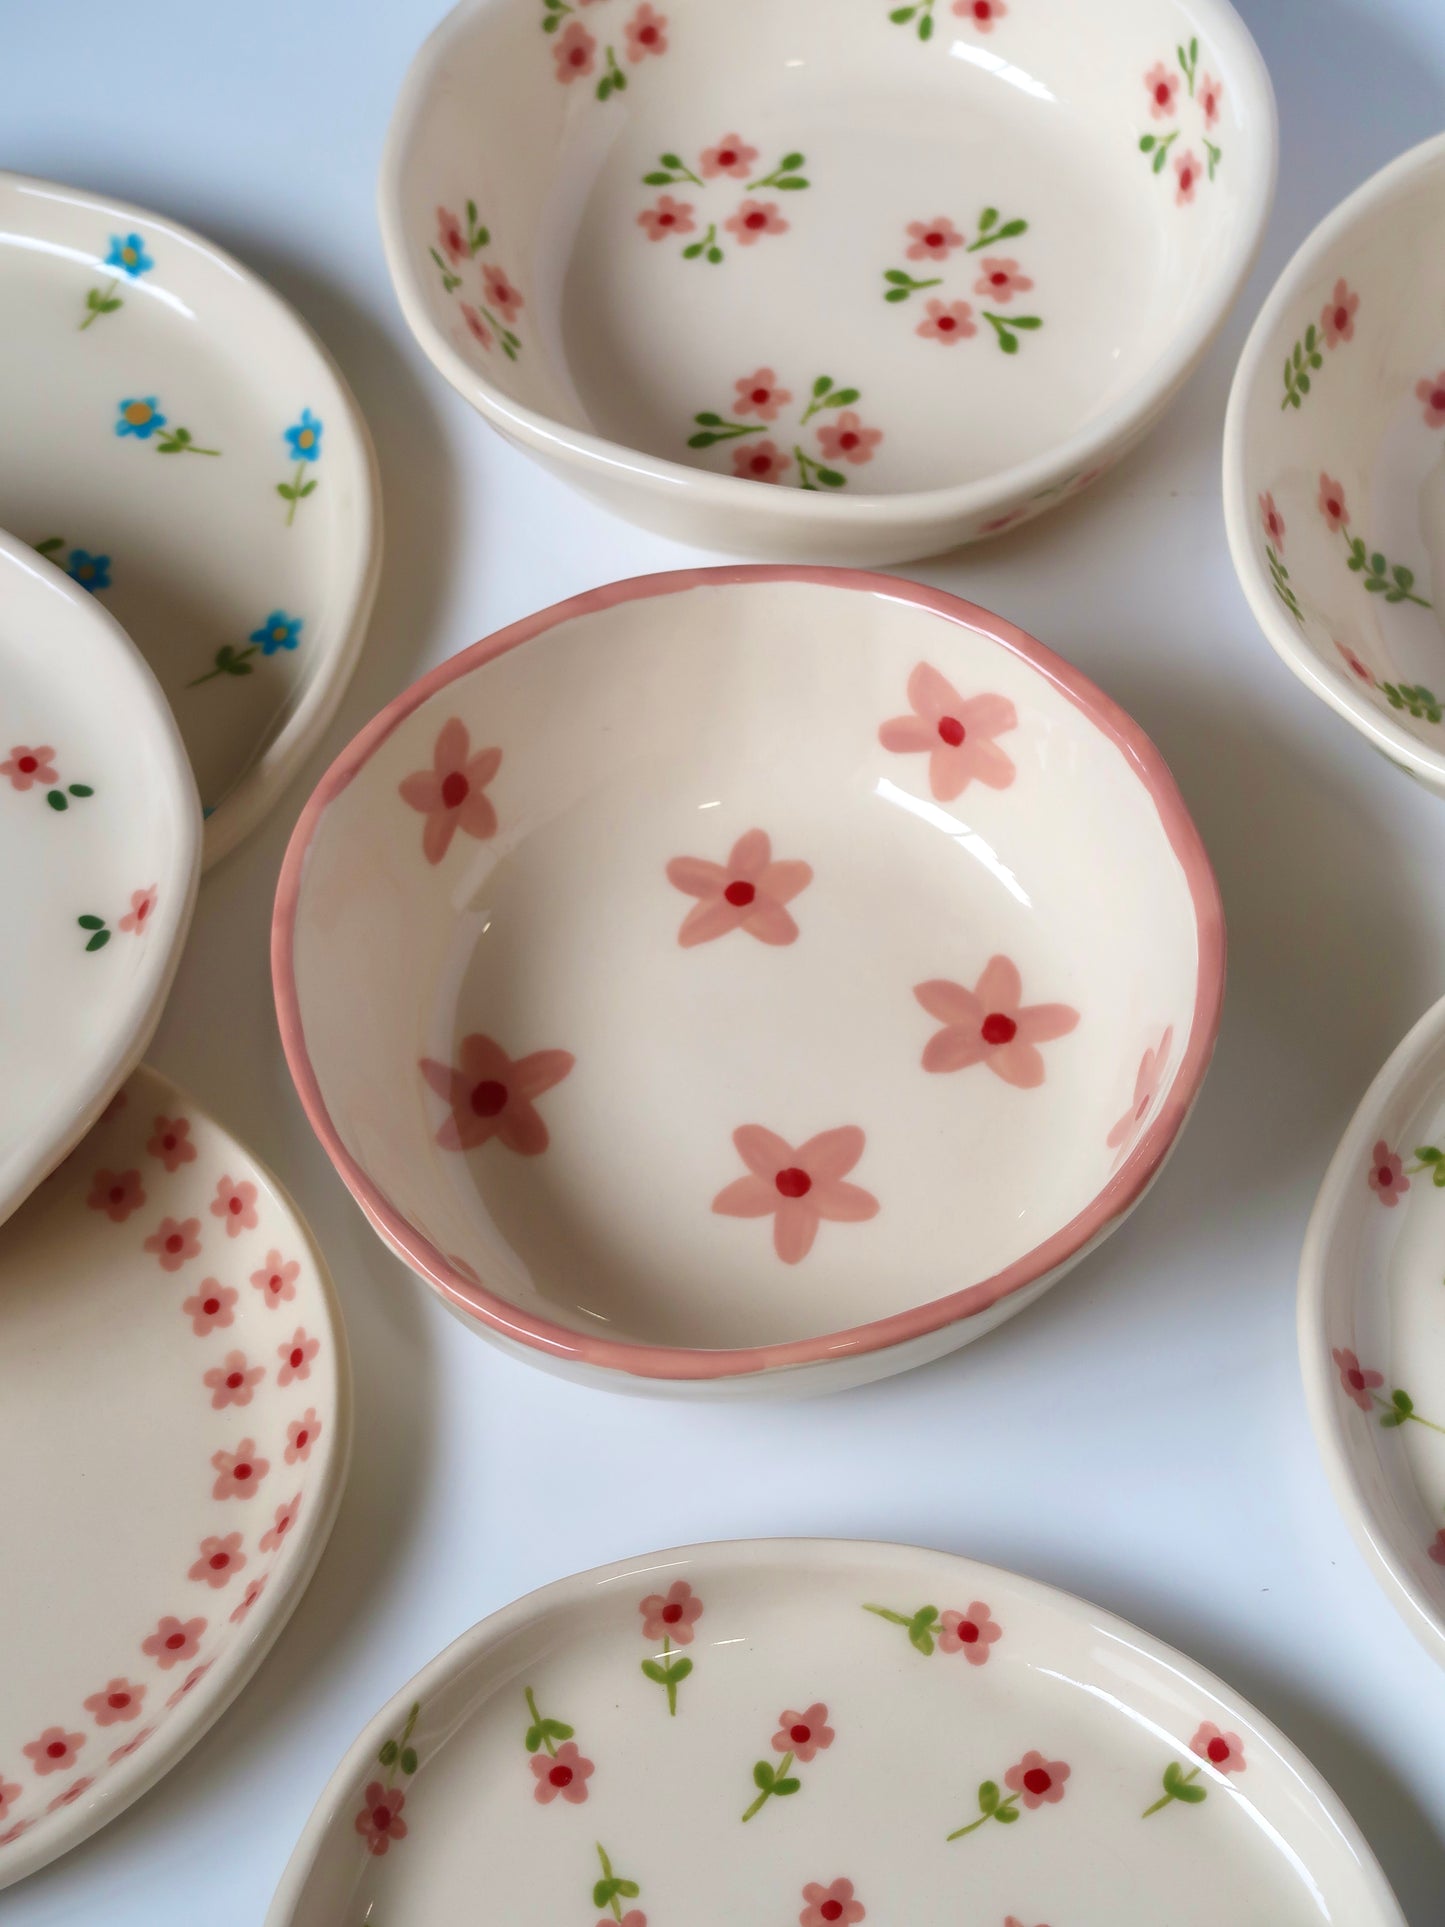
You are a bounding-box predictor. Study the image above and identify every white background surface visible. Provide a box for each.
[6,1,1445,1919]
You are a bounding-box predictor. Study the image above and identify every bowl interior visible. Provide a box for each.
[391,0,1266,500]
[287,577,1207,1356]
[1231,140,1445,770]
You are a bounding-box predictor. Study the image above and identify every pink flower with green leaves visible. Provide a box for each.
[1006,1751,1069,1807]
[118,885,157,934]
[355,1780,408,1855]
[907,217,964,261]
[1416,371,1445,428]
[1367,1140,1406,1204]
[702,133,757,178]
[553,19,596,80]
[1332,1347,1384,1410]
[955,0,1006,27]
[815,410,882,466]
[733,368,792,420]
[1321,278,1359,348]
[713,1127,878,1264]
[639,1578,704,1643]
[460,304,492,351]
[1317,472,1349,532]
[1198,72,1223,125]
[1259,490,1285,548]
[625,3,668,61]
[531,1739,593,1804]
[938,1603,1003,1663]
[1190,1722,1245,1773]
[1174,150,1201,204]
[436,206,466,264]
[917,298,976,344]
[733,438,792,483]
[638,194,695,241]
[1144,61,1180,117]
[773,1703,834,1763]
[725,199,788,245]
[974,258,1033,303]
[1,745,57,792]
[800,1878,865,1926]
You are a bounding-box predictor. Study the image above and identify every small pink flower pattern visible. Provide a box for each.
[1258,489,1285,548]
[460,303,492,351]
[815,411,882,466]
[917,297,976,344]
[1,745,57,792]
[1317,471,1349,532]
[230,1576,268,1624]
[1428,1529,1445,1566]
[483,264,523,324]
[725,199,788,246]
[181,1280,237,1335]
[166,1661,214,1709]
[0,1819,30,1847]
[1336,640,1374,683]
[436,205,466,264]
[702,133,757,178]
[47,1777,93,1814]
[878,661,1018,799]
[1367,1140,1407,1205]
[211,1439,270,1501]
[1321,278,1359,349]
[251,1249,299,1308]
[1332,1347,1384,1411]
[86,1167,146,1223]
[666,828,813,947]
[1190,1721,1246,1774]
[916,957,1079,1086]
[734,368,792,420]
[356,1780,409,1855]
[973,257,1033,303]
[1198,71,1223,125]
[733,438,792,483]
[1005,1750,1070,1808]
[108,1727,153,1766]
[531,1740,594,1805]
[553,19,596,81]
[1107,1027,1173,1153]
[399,718,502,865]
[639,1579,704,1644]
[625,3,667,62]
[189,1532,246,1588]
[907,217,964,261]
[800,1879,865,1927]
[638,194,695,241]
[23,1727,84,1776]
[1144,61,1180,117]
[286,1408,322,1464]
[141,1615,206,1669]
[1174,150,1201,205]
[420,1032,575,1155]
[146,1115,196,1172]
[955,0,1005,27]
[277,1327,320,1387]
[203,1349,265,1410]
[713,1126,879,1264]
[211,1174,259,1237]
[83,1678,146,1727]
[773,1703,834,1763]
[118,885,158,935]
[1416,371,1445,429]
[260,1492,302,1554]
[144,1215,201,1272]
[938,1602,1003,1664]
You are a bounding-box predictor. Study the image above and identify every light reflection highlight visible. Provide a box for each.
[873,775,1031,907]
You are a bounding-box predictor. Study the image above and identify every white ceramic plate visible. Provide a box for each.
[275,568,1223,1396]
[381,0,1275,562]
[1301,994,1445,1670]
[0,1063,350,1890]
[265,1539,1403,1927]
[0,530,199,1226]
[1224,133,1445,793]
[0,171,382,866]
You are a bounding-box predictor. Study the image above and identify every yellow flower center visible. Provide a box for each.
[124,401,152,426]
[122,245,137,265]
[272,626,288,642]
[78,563,93,579]
[298,428,315,448]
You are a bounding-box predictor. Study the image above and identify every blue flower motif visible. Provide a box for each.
[251,611,303,655]
[67,549,112,594]
[116,398,166,440]
[106,232,154,279]
[284,409,323,462]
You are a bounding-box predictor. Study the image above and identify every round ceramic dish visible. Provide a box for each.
[0,1062,350,1890]
[0,171,382,867]
[1224,134,1445,793]
[0,530,199,1227]
[274,568,1224,1395]
[379,0,1275,564]
[265,1538,1403,1927]
[1300,994,1445,1671]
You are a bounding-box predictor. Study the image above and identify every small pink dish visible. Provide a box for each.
[274,568,1224,1395]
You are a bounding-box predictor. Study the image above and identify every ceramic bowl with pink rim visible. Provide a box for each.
[1224,134,1445,793]
[379,0,1275,564]
[274,568,1223,1396]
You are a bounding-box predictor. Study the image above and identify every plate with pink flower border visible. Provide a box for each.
[1301,993,1445,1670]
[0,1061,350,1891]
[265,1538,1402,1927]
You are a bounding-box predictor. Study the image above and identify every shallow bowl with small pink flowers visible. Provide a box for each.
[274,567,1224,1396]
[0,1062,350,1890]
[0,528,199,1228]
[1301,993,1445,1672]
[379,0,1274,563]
[264,1537,1403,1927]
[1225,134,1445,792]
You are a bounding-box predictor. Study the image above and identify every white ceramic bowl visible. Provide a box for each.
[274,568,1223,1395]
[380,0,1275,564]
[0,172,382,866]
[1300,994,1445,1671]
[0,531,199,1226]
[1225,134,1445,793]
[265,1539,1404,1927]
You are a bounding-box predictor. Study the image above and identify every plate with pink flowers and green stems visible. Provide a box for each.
[264,1539,1401,1927]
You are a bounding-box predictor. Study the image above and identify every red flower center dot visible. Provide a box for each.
[470,1079,508,1117]
[661,1601,685,1623]
[1023,1766,1052,1795]
[209,1552,229,1570]
[163,1134,176,1151]
[751,386,770,404]
[18,755,37,774]
[776,1169,812,1200]
[821,1906,843,1924]
[937,315,957,332]
[746,211,766,229]
[234,1462,252,1482]
[719,149,736,166]
[373,1802,393,1828]
[107,1692,130,1709]
[925,230,944,247]
[937,715,965,745]
[226,1371,243,1389]
[640,23,657,41]
[1377,1164,1394,1186]
[1347,1367,1365,1390]
[165,1632,185,1651]
[549,1763,573,1787]
[840,431,859,450]
[289,1347,304,1368]
[296,1428,310,1448]
[749,454,772,475]
[958,1618,979,1642]
[109,1185,124,1203]
[1432,388,1445,411]
[569,45,586,64]
[165,1233,183,1253]
[789,1722,812,1744]
[991,271,1008,287]
[1207,1737,1230,1764]
[659,212,674,227]
[137,898,151,922]
[46,1741,66,1759]
[1335,307,1348,331]
[974,0,992,14]
[228,1195,242,1215]
[724,880,756,907]
[982,1012,1017,1045]
[203,1296,220,1315]
[269,1274,282,1293]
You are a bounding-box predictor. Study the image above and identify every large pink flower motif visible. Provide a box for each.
[87,1167,146,1223]
[1336,639,1374,684]
[1317,471,1349,532]
[955,0,1005,25]
[436,205,466,264]
[286,1407,323,1464]
[734,368,792,420]
[713,1127,879,1264]
[483,264,523,324]
[1144,60,1179,117]
[974,257,1033,303]
[725,199,788,246]
[639,1579,704,1644]
[23,1727,84,1776]
[879,662,1017,799]
[420,1032,575,1155]
[638,194,695,242]
[531,1740,594,1804]
[917,297,975,344]
[1004,1750,1070,1808]
[1321,277,1359,348]
[460,303,493,352]
[141,1615,206,1669]
[772,1703,834,1762]
[399,718,502,865]
[1174,150,1201,205]
[915,957,1079,1087]
[260,1492,303,1554]
[211,1175,258,1237]
[1190,1721,1246,1774]
[278,1326,320,1387]
[702,133,757,178]
[189,1532,246,1588]
[181,1280,237,1336]
[1107,1027,1174,1152]
[666,828,812,947]
[84,1678,146,1726]
[1332,1347,1383,1411]
[1366,1139,1407,1205]
[144,1215,201,1271]
[204,1349,265,1410]
[355,1780,408,1855]
[1416,371,1445,429]
[118,885,158,935]
[1198,71,1223,125]
[211,1438,270,1500]
[800,1878,865,1926]
[1258,489,1285,549]
[1,744,57,791]
[251,1249,299,1308]
[816,411,882,466]
[625,3,668,61]
[553,18,596,81]
[733,438,792,484]
[146,1115,196,1172]
[906,217,963,261]
[938,1602,1002,1664]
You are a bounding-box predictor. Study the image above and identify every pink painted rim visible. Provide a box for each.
[272,566,1226,1382]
